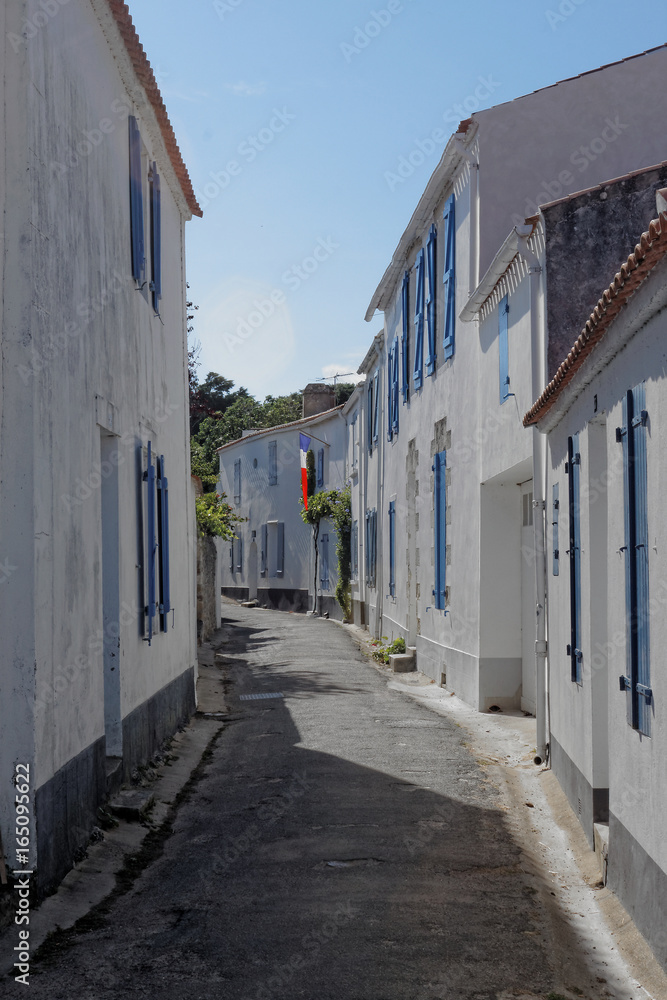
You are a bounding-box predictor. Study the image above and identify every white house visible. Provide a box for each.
[217,391,347,618]
[0,0,201,895]
[358,45,667,724]
[524,193,667,972]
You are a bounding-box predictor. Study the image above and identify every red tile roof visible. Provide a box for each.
[107,1,202,218]
[216,405,346,452]
[523,211,667,426]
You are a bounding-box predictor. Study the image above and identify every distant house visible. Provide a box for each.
[524,193,667,972]
[0,0,201,894]
[217,387,347,618]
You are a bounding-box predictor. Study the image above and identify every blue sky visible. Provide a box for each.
[129,0,664,398]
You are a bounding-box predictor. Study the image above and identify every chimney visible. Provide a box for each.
[302,383,335,418]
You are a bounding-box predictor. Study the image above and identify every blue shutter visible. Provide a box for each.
[317,448,324,487]
[373,370,379,445]
[426,224,437,376]
[388,501,396,598]
[236,533,243,574]
[276,522,285,578]
[392,340,400,436]
[144,442,157,645]
[387,350,393,442]
[233,459,241,504]
[499,295,510,403]
[149,162,162,312]
[566,435,582,683]
[619,386,651,733]
[434,451,447,610]
[413,250,425,390]
[552,483,559,577]
[268,441,278,485]
[320,533,329,590]
[352,520,358,578]
[372,509,377,588]
[157,455,171,632]
[261,524,268,575]
[442,194,456,360]
[365,511,370,584]
[229,540,234,573]
[401,271,410,402]
[129,116,145,283]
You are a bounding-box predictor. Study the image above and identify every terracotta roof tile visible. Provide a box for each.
[107,1,202,218]
[216,405,345,452]
[523,211,667,426]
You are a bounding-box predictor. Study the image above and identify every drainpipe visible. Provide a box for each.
[516,226,549,765]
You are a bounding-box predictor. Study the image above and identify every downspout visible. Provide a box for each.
[516,226,549,765]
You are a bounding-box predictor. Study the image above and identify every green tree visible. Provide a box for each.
[195,491,245,538]
[299,484,352,619]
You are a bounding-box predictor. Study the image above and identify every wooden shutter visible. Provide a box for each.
[434,451,447,610]
[389,501,396,597]
[236,533,243,574]
[426,224,437,376]
[268,441,278,485]
[144,442,157,645]
[276,522,285,578]
[317,448,324,487]
[367,378,374,454]
[442,194,456,360]
[552,483,559,577]
[499,295,510,402]
[149,162,162,312]
[387,350,393,442]
[320,533,329,589]
[413,250,425,390]
[234,459,241,504]
[129,116,145,283]
[566,435,582,682]
[373,370,379,445]
[157,455,170,633]
[401,271,410,402]
[392,341,399,436]
[261,524,268,575]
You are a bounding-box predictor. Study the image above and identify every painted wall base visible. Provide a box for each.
[608,812,667,972]
[121,665,196,783]
[551,735,609,848]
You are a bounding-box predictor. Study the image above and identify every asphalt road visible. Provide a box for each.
[22,606,566,1000]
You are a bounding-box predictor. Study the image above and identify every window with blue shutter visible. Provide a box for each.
[392,339,400,437]
[235,533,243,574]
[261,524,268,575]
[566,435,582,683]
[365,511,370,584]
[401,271,410,402]
[277,522,285,578]
[317,448,324,488]
[320,533,329,590]
[442,194,456,360]
[129,116,145,283]
[149,162,161,313]
[552,483,559,576]
[413,250,425,390]
[618,384,651,734]
[388,501,396,598]
[372,509,377,588]
[499,295,511,403]
[351,520,358,579]
[365,510,377,587]
[229,540,234,573]
[367,377,374,454]
[268,441,278,485]
[372,370,379,446]
[233,459,241,505]
[143,442,157,644]
[387,349,393,443]
[433,450,447,611]
[157,455,170,633]
[426,224,437,376]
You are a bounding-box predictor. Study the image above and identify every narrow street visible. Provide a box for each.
[16,607,637,999]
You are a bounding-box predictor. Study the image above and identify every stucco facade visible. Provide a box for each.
[0,0,200,893]
[217,407,347,618]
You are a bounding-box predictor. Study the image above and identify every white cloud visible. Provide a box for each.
[227,80,266,97]
[321,363,364,384]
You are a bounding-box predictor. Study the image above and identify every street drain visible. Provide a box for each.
[239,693,284,701]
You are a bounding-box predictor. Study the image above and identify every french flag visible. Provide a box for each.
[299,433,311,509]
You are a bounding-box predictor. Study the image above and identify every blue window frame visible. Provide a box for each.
[442,194,456,360]
[618,384,651,734]
[552,483,559,577]
[566,435,582,683]
[268,441,278,485]
[499,295,511,403]
[157,454,170,633]
[143,442,157,645]
[320,533,329,590]
[401,271,410,402]
[372,370,379,446]
[391,339,400,437]
[149,161,162,313]
[433,450,447,611]
[426,224,437,376]
[388,501,396,598]
[413,250,425,390]
[367,377,374,454]
[129,116,145,283]
[317,448,324,487]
